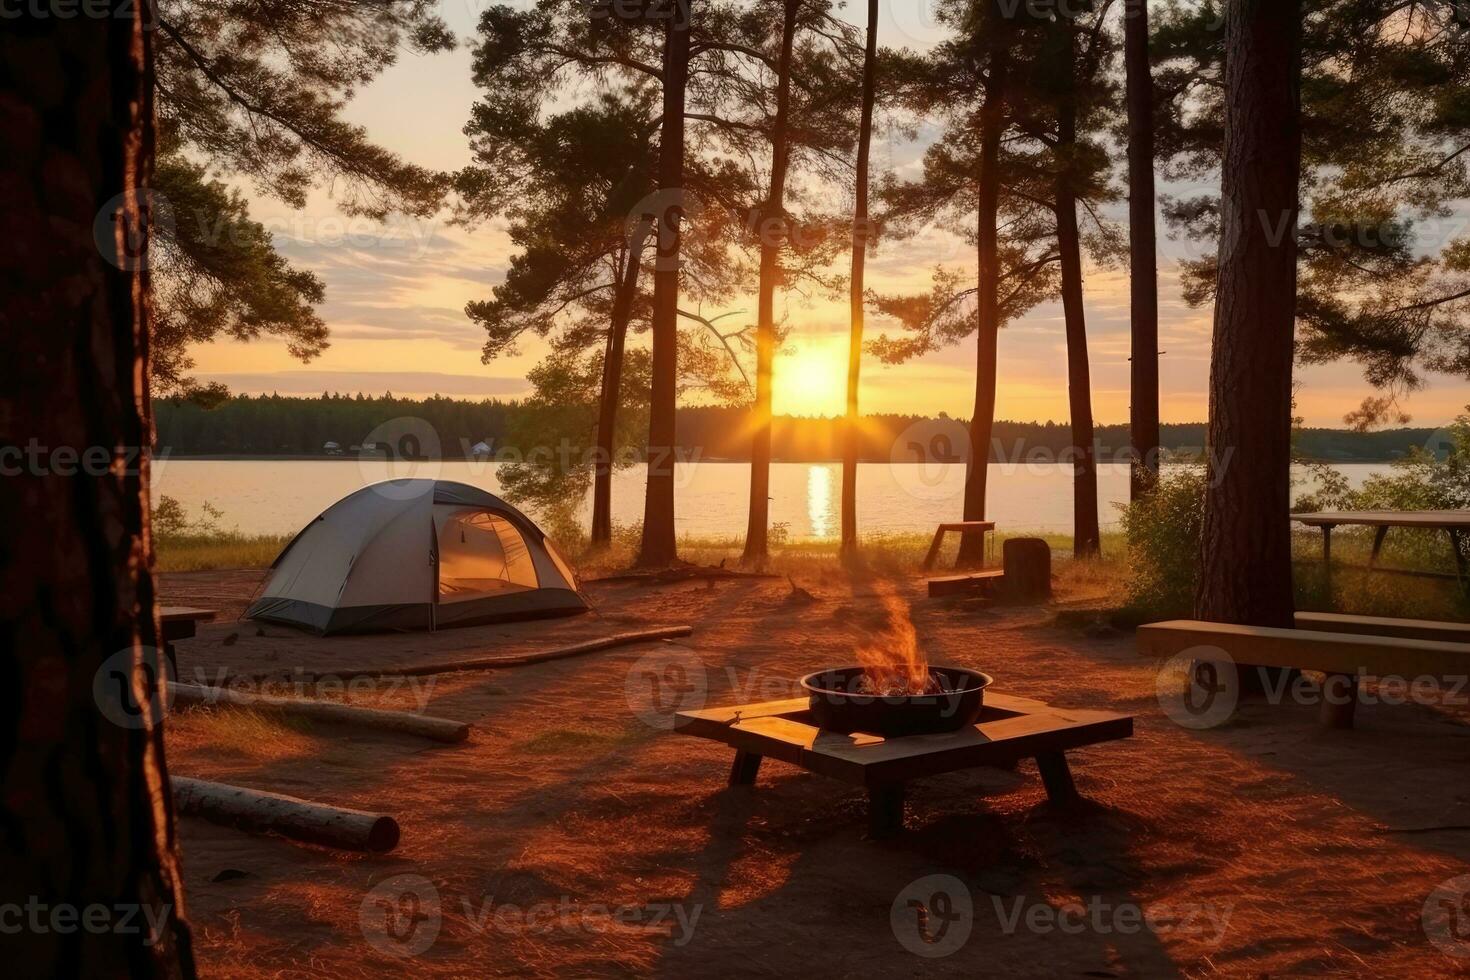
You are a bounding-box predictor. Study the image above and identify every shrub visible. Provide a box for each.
[1119,468,1207,620]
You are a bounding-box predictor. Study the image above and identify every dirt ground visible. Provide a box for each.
[159,567,1470,978]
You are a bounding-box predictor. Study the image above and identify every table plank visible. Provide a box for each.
[1294,511,1470,529]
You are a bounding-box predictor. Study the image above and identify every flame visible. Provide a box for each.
[856,593,936,696]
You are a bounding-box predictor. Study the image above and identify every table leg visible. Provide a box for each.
[728,751,762,787]
[1036,752,1079,806]
[1368,525,1389,570]
[868,784,905,838]
[921,529,946,572]
[1319,673,1359,730]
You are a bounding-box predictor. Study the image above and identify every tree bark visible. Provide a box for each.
[1054,23,1102,560]
[0,5,194,975]
[1195,0,1303,627]
[959,48,1010,567]
[591,240,645,547]
[637,8,694,568]
[1125,0,1161,500]
[841,0,880,563]
[741,0,800,566]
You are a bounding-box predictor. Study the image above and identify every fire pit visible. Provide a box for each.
[800,665,994,737]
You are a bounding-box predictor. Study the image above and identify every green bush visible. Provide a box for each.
[1119,468,1207,620]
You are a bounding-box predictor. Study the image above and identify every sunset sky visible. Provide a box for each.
[186,1,1469,428]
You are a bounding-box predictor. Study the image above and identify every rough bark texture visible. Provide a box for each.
[959,50,1010,567]
[1125,0,1161,501]
[840,0,880,562]
[637,10,693,568]
[0,6,194,975]
[741,0,800,566]
[1195,0,1303,627]
[1054,23,1102,560]
[591,242,644,547]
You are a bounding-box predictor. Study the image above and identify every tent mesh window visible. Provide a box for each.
[435,508,539,601]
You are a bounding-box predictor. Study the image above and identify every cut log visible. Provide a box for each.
[1001,539,1052,602]
[168,683,469,744]
[172,777,400,852]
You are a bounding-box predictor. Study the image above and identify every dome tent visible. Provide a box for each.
[246,480,587,635]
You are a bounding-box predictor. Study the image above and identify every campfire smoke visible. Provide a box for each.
[855,594,940,696]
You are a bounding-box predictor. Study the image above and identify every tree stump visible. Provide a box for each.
[1002,539,1052,603]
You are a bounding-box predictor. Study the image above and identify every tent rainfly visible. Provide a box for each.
[246,480,587,635]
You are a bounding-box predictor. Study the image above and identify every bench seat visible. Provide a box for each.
[1138,618,1470,729]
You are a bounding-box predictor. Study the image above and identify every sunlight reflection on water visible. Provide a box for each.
[806,465,835,539]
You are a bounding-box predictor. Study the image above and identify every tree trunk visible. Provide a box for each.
[592,240,645,547]
[1195,0,1302,627]
[1125,0,1161,500]
[0,5,194,975]
[741,0,800,566]
[1055,25,1102,560]
[637,8,694,568]
[958,49,1010,567]
[841,0,880,563]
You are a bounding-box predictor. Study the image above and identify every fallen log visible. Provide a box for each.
[251,626,695,683]
[168,682,469,743]
[172,776,400,853]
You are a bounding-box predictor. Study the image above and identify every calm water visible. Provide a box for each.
[150,458,1393,540]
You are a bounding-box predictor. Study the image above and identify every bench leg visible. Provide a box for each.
[921,530,946,572]
[868,784,905,838]
[1321,525,1334,595]
[1451,529,1468,589]
[1036,752,1079,806]
[728,751,763,787]
[1319,673,1359,729]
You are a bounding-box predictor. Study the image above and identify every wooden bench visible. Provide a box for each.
[927,569,1005,598]
[1138,617,1470,729]
[920,521,996,571]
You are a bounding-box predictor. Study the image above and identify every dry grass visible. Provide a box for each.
[155,532,291,572]
[166,705,318,762]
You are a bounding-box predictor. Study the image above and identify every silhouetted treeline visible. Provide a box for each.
[153,393,1438,463]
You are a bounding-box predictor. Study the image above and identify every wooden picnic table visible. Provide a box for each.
[160,606,215,670]
[675,693,1132,837]
[920,521,996,571]
[1293,510,1470,587]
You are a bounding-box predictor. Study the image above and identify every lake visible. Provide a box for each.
[150,458,1393,540]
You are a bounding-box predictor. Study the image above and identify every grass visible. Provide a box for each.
[155,532,292,572]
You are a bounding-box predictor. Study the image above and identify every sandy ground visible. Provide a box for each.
[159,567,1470,978]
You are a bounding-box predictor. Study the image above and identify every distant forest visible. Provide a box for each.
[153,393,1443,464]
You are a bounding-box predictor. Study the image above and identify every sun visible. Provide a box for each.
[774,339,848,417]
